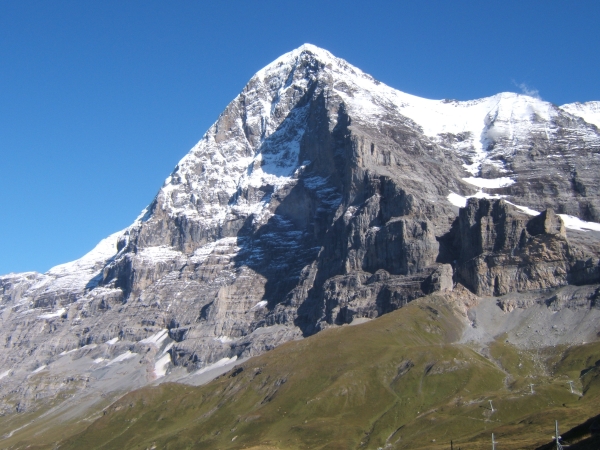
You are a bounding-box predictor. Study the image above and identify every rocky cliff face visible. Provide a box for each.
[1,44,600,417]
[449,198,599,296]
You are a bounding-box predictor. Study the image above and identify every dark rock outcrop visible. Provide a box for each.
[453,198,599,296]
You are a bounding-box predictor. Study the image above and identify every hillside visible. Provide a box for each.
[1,290,597,449]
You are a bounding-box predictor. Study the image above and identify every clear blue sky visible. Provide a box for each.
[1,0,599,274]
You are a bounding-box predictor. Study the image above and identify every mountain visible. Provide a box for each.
[5,292,600,449]
[1,44,599,444]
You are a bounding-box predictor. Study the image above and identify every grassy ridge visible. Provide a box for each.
[8,294,600,449]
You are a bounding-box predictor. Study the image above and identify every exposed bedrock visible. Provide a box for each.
[451,198,600,296]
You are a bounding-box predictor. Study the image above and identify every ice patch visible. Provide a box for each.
[139,329,169,346]
[195,356,238,376]
[38,308,66,320]
[462,177,515,189]
[557,214,600,232]
[154,353,171,378]
[250,301,268,310]
[447,192,468,208]
[107,351,137,366]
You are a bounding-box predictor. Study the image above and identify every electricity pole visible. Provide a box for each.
[553,420,563,450]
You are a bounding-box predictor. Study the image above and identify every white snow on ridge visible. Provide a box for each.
[106,337,119,345]
[22,229,127,296]
[447,192,600,232]
[47,230,123,276]
[318,45,558,176]
[560,101,600,128]
[506,202,539,216]
[0,370,10,380]
[462,177,515,189]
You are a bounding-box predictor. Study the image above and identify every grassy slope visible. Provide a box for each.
[7,294,600,450]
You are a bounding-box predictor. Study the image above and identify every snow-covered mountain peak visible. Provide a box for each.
[134,45,600,246]
[142,45,351,236]
[560,101,600,128]
[255,43,338,79]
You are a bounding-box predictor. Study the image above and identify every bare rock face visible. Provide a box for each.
[526,208,566,237]
[1,44,600,417]
[453,198,599,296]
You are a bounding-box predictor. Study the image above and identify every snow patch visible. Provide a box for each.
[447,192,467,208]
[0,370,10,380]
[154,353,171,378]
[195,356,238,376]
[93,358,105,364]
[59,349,77,356]
[107,351,137,366]
[139,329,169,347]
[250,301,268,310]
[38,308,66,320]
[462,177,515,189]
[505,202,539,216]
[558,214,600,232]
[106,337,119,345]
